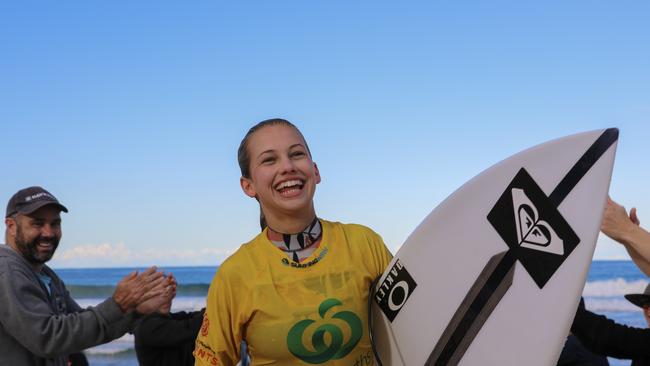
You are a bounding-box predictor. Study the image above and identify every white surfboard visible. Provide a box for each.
[370,129,618,366]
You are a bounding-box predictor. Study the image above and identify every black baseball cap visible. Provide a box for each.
[5,186,68,218]
[625,283,650,308]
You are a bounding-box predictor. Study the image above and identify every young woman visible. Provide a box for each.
[194,119,392,366]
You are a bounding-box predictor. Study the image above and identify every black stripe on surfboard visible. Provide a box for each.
[548,128,618,207]
[426,128,619,366]
[426,251,515,366]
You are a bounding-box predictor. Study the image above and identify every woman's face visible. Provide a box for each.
[240,124,320,220]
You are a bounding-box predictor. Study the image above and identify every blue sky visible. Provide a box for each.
[1,1,648,267]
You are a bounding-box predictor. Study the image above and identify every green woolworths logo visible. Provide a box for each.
[287,298,362,364]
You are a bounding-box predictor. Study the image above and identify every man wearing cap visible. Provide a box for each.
[570,284,650,366]
[0,186,174,366]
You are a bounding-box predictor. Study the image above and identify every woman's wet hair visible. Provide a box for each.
[259,211,267,231]
[237,118,311,178]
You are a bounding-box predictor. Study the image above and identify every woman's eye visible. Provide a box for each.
[291,151,305,158]
[262,157,275,164]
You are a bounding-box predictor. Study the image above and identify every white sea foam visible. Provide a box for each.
[75,298,107,308]
[580,278,649,313]
[582,278,648,297]
[169,296,206,312]
[584,297,640,313]
[86,334,134,355]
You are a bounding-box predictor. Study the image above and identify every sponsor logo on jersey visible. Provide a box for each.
[287,298,362,364]
[281,247,329,268]
[200,313,210,337]
[194,340,219,365]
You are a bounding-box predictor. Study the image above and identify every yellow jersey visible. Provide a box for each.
[194,220,392,366]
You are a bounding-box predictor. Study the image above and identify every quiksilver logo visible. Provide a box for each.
[375,259,417,322]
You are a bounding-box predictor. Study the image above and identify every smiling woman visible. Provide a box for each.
[194,119,393,366]
[238,119,320,233]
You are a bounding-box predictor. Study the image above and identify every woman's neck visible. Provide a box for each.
[266,217,322,263]
[263,208,317,234]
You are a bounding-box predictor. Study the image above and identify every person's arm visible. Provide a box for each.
[73,269,173,339]
[0,264,168,357]
[0,268,126,358]
[194,269,242,366]
[135,310,204,348]
[620,225,650,276]
[571,299,650,359]
[601,197,650,276]
[60,278,138,341]
[623,244,650,278]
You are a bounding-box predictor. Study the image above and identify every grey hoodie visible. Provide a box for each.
[0,244,138,366]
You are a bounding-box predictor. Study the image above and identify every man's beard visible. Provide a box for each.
[15,224,60,265]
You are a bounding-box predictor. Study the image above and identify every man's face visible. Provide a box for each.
[9,205,62,265]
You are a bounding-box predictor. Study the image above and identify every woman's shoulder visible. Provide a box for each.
[322,219,392,270]
[215,233,267,276]
[321,219,384,246]
[322,219,380,236]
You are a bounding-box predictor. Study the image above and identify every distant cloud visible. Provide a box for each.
[57,243,132,262]
[50,242,239,268]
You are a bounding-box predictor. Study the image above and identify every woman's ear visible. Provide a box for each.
[314,162,321,184]
[240,177,257,198]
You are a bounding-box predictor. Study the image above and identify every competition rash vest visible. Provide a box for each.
[194,220,393,366]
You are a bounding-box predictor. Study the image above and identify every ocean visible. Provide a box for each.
[56,261,648,366]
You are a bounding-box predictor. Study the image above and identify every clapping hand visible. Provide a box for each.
[136,273,177,315]
[112,266,166,313]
